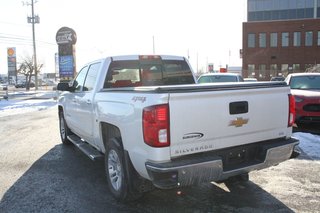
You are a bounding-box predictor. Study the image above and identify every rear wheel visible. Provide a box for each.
[105,138,142,201]
[59,111,72,145]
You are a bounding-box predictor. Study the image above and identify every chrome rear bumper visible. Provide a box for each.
[146,137,299,189]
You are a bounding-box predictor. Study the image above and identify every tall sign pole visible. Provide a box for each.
[56,27,77,82]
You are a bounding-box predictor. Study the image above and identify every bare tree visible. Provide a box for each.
[17,55,43,91]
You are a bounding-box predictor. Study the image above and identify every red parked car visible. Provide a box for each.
[285,73,320,125]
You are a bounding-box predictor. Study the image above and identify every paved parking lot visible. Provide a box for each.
[0,107,319,213]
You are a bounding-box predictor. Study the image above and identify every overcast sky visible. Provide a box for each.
[0,0,247,75]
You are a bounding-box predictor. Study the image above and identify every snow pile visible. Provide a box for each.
[0,92,57,117]
[293,132,320,160]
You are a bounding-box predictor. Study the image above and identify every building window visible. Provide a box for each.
[248,0,255,12]
[305,31,313,46]
[282,32,289,47]
[297,0,305,9]
[271,10,280,20]
[259,33,266,47]
[288,9,297,19]
[293,64,300,73]
[280,10,289,19]
[279,0,289,10]
[270,64,278,77]
[270,33,278,47]
[259,64,266,79]
[248,64,255,77]
[263,11,271,20]
[281,64,289,77]
[318,31,320,46]
[248,33,255,48]
[288,1,297,10]
[305,8,314,18]
[305,0,314,7]
[293,32,301,47]
[297,8,304,19]
[248,0,318,21]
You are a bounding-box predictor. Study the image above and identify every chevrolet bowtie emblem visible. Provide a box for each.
[229,117,249,127]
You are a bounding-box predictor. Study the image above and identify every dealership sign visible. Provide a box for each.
[56,27,77,45]
[56,27,77,81]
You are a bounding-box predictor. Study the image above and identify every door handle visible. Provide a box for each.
[86,100,91,105]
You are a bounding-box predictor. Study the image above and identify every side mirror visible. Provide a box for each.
[57,82,71,91]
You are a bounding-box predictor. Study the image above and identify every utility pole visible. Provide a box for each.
[25,0,40,90]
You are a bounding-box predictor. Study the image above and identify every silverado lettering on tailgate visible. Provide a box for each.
[174,144,214,155]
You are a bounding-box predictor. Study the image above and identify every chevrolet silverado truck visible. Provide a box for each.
[57,55,299,201]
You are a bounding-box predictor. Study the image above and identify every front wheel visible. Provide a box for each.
[105,138,142,201]
[59,111,72,145]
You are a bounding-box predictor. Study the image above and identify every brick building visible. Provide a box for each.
[242,0,320,80]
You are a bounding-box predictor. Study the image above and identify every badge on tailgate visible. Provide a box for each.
[183,132,204,140]
[229,117,249,127]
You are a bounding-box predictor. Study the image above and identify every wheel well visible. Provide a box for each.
[101,122,153,194]
[58,106,63,114]
[100,122,122,149]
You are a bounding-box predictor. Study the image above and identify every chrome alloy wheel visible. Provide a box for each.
[108,149,122,191]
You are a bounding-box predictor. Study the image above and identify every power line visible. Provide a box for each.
[0,37,55,47]
[0,32,56,47]
[0,21,29,28]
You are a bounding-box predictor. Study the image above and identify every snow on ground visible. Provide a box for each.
[1,91,320,160]
[0,99,57,117]
[0,91,58,118]
[293,132,320,160]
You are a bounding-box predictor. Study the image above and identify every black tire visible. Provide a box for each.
[105,138,142,201]
[59,111,72,145]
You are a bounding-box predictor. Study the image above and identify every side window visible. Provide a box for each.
[73,66,88,92]
[83,62,101,91]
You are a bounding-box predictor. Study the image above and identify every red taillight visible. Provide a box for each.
[288,94,296,127]
[143,104,170,147]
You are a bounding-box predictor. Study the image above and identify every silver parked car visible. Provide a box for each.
[197,73,244,83]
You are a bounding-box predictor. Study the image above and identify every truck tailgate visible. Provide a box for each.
[168,84,290,158]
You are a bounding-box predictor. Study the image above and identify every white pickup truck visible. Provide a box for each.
[57,55,299,201]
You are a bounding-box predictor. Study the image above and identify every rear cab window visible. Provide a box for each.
[103,57,195,88]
